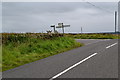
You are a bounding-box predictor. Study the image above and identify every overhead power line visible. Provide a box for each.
[83,0,114,14]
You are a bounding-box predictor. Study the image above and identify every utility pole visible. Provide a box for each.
[115,11,117,33]
[81,27,82,34]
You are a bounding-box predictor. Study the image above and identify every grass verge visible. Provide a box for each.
[2,37,83,71]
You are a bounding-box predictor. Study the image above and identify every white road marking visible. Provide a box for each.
[49,53,98,80]
[106,42,117,49]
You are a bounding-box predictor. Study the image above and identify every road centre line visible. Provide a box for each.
[49,53,98,80]
[106,42,117,49]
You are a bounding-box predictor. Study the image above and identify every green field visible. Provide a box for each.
[2,33,82,71]
[65,33,119,39]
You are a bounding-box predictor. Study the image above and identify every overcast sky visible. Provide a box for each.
[2,2,118,33]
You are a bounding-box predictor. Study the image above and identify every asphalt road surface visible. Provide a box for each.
[2,39,118,79]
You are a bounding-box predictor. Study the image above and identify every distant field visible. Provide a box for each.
[65,33,119,39]
[2,33,82,71]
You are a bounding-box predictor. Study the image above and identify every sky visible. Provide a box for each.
[2,2,119,33]
[118,1,120,32]
[0,2,2,33]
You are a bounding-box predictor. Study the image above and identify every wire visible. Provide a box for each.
[82,0,114,14]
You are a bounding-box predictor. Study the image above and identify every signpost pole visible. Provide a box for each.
[54,26,55,33]
[62,23,64,34]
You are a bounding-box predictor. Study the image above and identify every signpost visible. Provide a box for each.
[50,25,56,33]
[56,23,70,34]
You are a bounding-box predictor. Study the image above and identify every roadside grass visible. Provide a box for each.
[2,37,82,71]
[2,33,118,71]
[0,45,2,72]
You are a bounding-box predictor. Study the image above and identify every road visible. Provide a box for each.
[2,39,118,79]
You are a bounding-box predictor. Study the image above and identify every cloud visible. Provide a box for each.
[0,2,2,32]
[2,2,118,33]
[118,1,120,32]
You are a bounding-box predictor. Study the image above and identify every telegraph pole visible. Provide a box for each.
[115,11,117,33]
[81,27,82,34]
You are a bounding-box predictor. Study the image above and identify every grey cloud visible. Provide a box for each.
[0,2,2,32]
[3,2,81,16]
[2,2,118,33]
[3,2,116,16]
[118,1,120,32]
